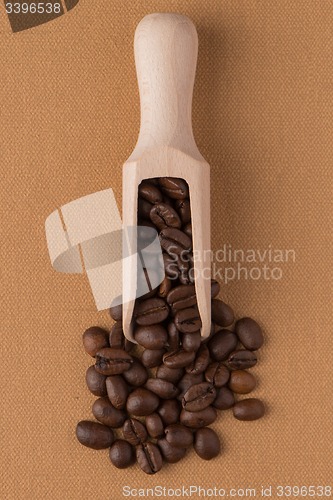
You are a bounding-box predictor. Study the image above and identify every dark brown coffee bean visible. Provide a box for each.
[122,356,148,387]
[162,193,174,206]
[141,348,167,368]
[156,364,184,385]
[134,298,169,326]
[126,388,160,417]
[208,330,238,361]
[122,419,147,446]
[185,345,210,375]
[145,413,165,439]
[137,219,159,240]
[95,348,133,375]
[211,299,234,327]
[85,365,107,397]
[136,442,163,474]
[183,222,192,239]
[157,399,181,426]
[205,362,230,387]
[106,375,129,410]
[162,253,180,279]
[158,276,172,298]
[211,279,220,299]
[134,324,168,350]
[174,199,191,224]
[166,284,196,310]
[165,424,193,449]
[158,177,189,199]
[182,331,201,352]
[109,296,122,321]
[175,308,201,334]
[139,182,163,204]
[150,203,182,230]
[109,322,125,350]
[92,397,127,428]
[167,322,181,351]
[180,406,217,428]
[194,428,220,460]
[163,349,196,369]
[146,378,180,399]
[82,326,109,357]
[228,350,257,369]
[228,370,256,394]
[157,437,186,463]
[159,227,192,256]
[233,398,265,421]
[212,386,235,410]
[138,198,154,219]
[177,372,205,401]
[235,317,264,350]
[109,440,135,469]
[182,382,216,412]
[76,421,114,450]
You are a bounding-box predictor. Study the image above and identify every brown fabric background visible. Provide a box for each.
[1,1,332,499]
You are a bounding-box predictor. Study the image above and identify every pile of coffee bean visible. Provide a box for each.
[76,177,265,474]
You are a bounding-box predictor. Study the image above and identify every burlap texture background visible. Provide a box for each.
[1,1,332,499]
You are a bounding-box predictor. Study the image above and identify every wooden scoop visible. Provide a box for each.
[122,13,211,342]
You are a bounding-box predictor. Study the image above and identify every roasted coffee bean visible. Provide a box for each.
[122,419,147,446]
[106,375,129,410]
[122,356,148,387]
[182,382,216,412]
[109,440,135,469]
[211,279,220,299]
[165,424,193,449]
[85,365,107,397]
[194,428,220,460]
[228,349,257,369]
[205,362,230,387]
[212,386,235,410]
[159,227,192,256]
[208,330,238,362]
[158,177,189,199]
[177,372,205,401]
[167,322,181,351]
[150,203,182,230]
[137,442,163,475]
[134,324,168,350]
[158,276,172,298]
[233,398,265,421]
[145,413,165,439]
[134,298,169,326]
[76,421,114,450]
[95,348,133,375]
[146,378,180,399]
[126,388,160,417]
[174,198,191,224]
[201,322,216,345]
[211,299,234,327]
[157,398,181,426]
[185,345,210,375]
[183,222,192,239]
[162,252,180,279]
[109,296,122,321]
[228,370,256,394]
[141,348,167,368]
[138,198,154,220]
[157,437,186,463]
[235,317,264,350]
[137,219,159,240]
[180,406,217,428]
[163,349,196,369]
[156,364,184,385]
[139,182,163,204]
[82,326,109,357]
[162,193,174,206]
[166,284,196,310]
[175,308,201,334]
[109,322,125,350]
[92,397,127,428]
[182,331,201,352]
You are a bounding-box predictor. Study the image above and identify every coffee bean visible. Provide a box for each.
[211,299,234,327]
[109,322,126,350]
[134,324,168,350]
[158,177,189,199]
[167,322,181,351]
[146,378,180,399]
[166,284,196,310]
[156,364,184,385]
[211,279,220,299]
[95,348,133,376]
[137,219,159,240]
[92,397,127,428]
[175,308,201,334]
[180,406,217,428]
[139,182,163,204]
[208,330,238,362]
[145,413,165,439]
[165,424,193,449]
[163,349,196,369]
[182,382,216,412]
[177,372,205,401]
[76,421,114,450]
[122,356,148,387]
[157,437,186,463]
[205,362,230,387]
[185,345,210,375]
[109,297,122,323]
[162,252,180,279]
[138,198,153,219]
[235,318,264,350]
[141,348,167,368]
[150,203,181,230]
[200,322,216,345]
[158,276,172,298]
[106,375,129,410]
[228,370,256,394]
[211,386,235,410]
[85,365,107,397]
[228,349,257,369]
[182,331,201,352]
[159,227,192,256]
[82,326,109,357]
[183,222,192,239]
[157,399,181,426]
[233,398,265,421]
[109,440,135,469]
[194,428,220,460]
[174,199,191,224]
[126,388,160,417]
[122,419,147,446]
[134,298,169,326]
[137,442,163,474]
